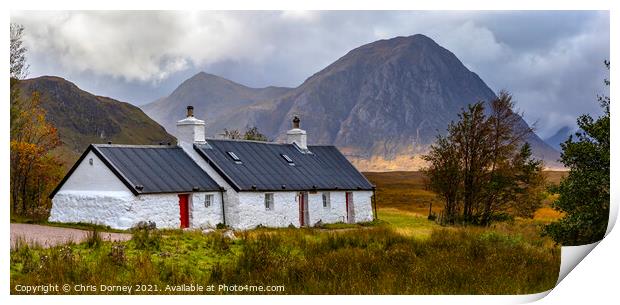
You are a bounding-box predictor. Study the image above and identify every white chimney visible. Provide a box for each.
[176,106,206,144]
[286,115,307,150]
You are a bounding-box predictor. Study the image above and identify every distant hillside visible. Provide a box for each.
[142,34,562,170]
[544,126,573,151]
[141,72,293,135]
[19,76,176,167]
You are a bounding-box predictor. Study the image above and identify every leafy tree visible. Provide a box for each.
[423,92,546,225]
[10,23,63,220]
[543,61,610,245]
[479,91,535,225]
[449,102,492,223]
[422,136,461,224]
[508,143,546,218]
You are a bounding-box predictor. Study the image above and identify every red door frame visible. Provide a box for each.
[346,192,352,224]
[299,192,305,227]
[178,194,189,228]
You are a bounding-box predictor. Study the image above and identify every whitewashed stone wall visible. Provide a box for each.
[50,191,222,230]
[231,192,299,229]
[225,190,374,229]
[50,191,136,228]
[307,192,346,224]
[190,192,224,228]
[306,191,374,225]
[352,191,374,222]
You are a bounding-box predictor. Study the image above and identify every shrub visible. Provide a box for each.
[108,242,126,266]
[131,222,162,250]
[86,227,102,248]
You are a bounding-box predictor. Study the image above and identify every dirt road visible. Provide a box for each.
[10,223,131,248]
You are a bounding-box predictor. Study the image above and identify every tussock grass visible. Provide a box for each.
[364,171,441,215]
[11,225,558,295]
[85,227,102,248]
[10,171,560,294]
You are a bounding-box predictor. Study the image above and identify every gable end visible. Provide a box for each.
[49,145,139,199]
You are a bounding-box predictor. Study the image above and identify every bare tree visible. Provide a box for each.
[222,128,242,140]
[10,23,28,80]
[222,126,268,142]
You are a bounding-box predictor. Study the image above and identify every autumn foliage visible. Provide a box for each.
[10,24,63,220]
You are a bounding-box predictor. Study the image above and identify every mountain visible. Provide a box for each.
[19,76,176,166]
[142,34,561,170]
[142,72,293,135]
[545,126,573,151]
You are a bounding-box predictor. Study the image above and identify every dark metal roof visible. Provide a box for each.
[194,139,374,192]
[50,144,221,198]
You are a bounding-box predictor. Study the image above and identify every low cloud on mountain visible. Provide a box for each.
[11,10,609,138]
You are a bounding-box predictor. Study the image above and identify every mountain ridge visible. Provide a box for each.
[19,76,177,167]
[142,34,562,170]
[544,126,574,151]
[142,72,293,136]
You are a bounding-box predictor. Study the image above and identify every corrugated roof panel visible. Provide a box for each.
[194,140,374,192]
[95,145,221,194]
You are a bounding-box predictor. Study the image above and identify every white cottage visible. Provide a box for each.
[49,106,376,230]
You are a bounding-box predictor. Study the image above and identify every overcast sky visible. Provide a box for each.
[11,10,609,138]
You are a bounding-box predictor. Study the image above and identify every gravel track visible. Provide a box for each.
[10,223,131,249]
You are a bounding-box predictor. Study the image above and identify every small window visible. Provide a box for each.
[281,154,295,166]
[265,193,274,210]
[204,194,214,208]
[88,158,94,166]
[281,154,293,163]
[227,151,241,161]
[322,192,331,209]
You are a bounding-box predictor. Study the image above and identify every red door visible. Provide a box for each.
[178,194,189,228]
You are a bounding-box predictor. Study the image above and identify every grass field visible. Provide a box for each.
[365,171,566,220]
[10,171,563,295]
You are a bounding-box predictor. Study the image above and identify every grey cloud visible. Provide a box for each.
[11,11,609,138]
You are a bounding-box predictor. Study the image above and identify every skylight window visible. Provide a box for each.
[281,154,295,166]
[227,151,242,163]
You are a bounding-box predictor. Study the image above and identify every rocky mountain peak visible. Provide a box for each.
[141,34,561,170]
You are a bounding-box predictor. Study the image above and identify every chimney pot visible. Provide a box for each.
[286,115,307,150]
[176,106,205,144]
[187,105,194,117]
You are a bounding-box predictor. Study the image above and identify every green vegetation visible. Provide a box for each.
[11,171,561,295]
[422,91,546,225]
[11,223,558,295]
[543,61,610,246]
